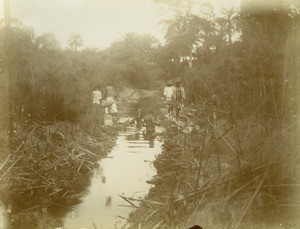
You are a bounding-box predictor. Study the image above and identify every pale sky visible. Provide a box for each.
[0,0,240,49]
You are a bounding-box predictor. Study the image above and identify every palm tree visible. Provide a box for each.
[215,7,239,45]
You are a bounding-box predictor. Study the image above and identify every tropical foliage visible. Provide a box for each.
[0,22,162,124]
[0,0,299,227]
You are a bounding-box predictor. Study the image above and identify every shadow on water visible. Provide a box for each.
[48,126,163,229]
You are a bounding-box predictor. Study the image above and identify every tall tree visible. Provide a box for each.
[101,33,161,89]
[68,33,83,52]
[215,7,240,46]
[36,33,61,50]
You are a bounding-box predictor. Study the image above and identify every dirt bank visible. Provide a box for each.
[128,104,300,229]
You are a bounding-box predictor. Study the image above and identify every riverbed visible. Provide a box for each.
[54,126,162,229]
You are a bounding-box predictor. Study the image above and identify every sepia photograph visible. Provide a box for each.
[0,0,299,228]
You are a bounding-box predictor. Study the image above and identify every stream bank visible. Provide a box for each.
[0,88,164,229]
[57,126,163,229]
[128,105,300,229]
[0,121,119,229]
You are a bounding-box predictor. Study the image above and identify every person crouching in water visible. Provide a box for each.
[163,80,175,117]
[104,81,118,117]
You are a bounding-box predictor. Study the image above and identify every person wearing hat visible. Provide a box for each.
[173,77,185,120]
[163,80,175,117]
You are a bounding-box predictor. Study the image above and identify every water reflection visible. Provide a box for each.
[126,127,156,148]
[105,196,112,206]
[58,127,162,229]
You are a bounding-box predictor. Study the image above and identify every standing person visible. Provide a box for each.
[173,78,185,120]
[91,86,103,124]
[91,86,102,105]
[143,111,155,133]
[104,81,118,115]
[143,110,156,148]
[134,103,143,129]
[163,80,175,117]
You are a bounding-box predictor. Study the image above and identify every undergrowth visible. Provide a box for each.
[0,118,119,228]
[128,105,299,229]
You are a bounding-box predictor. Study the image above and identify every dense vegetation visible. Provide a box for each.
[128,0,300,228]
[0,22,162,125]
[0,0,299,228]
[0,1,298,126]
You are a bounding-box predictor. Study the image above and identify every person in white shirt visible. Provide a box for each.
[163,80,175,117]
[91,87,103,124]
[91,87,102,105]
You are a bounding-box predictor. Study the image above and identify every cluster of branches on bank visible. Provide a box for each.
[0,121,118,228]
[128,103,299,228]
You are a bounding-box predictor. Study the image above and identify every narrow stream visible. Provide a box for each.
[59,126,163,229]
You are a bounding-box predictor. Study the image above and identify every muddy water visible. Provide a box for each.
[60,127,162,229]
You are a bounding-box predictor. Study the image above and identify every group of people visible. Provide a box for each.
[91,82,118,123]
[163,77,185,119]
[91,77,185,125]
